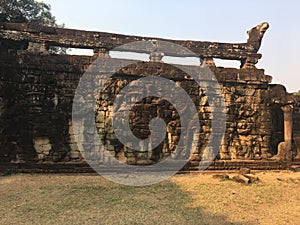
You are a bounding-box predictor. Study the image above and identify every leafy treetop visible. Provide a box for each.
[0,0,56,26]
[0,0,67,54]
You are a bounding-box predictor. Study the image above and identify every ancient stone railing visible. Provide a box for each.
[0,22,269,68]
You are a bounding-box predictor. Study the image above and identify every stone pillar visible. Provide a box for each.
[201,57,215,67]
[27,42,48,54]
[274,104,293,160]
[241,57,258,69]
[283,105,293,146]
[149,51,164,62]
[295,148,300,160]
[93,48,110,57]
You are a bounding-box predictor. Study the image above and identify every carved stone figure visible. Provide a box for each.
[247,22,270,52]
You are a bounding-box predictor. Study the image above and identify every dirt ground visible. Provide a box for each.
[0,170,299,225]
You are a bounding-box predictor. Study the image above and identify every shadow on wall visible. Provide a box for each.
[0,54,87,162]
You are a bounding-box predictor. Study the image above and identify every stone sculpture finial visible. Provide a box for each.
[247,22,269,52]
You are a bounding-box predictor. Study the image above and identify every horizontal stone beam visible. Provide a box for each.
[0,22,261,63]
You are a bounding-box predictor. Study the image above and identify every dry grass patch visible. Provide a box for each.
[0,171,299,225]
[171,171,300,225]
[0,174,238,225]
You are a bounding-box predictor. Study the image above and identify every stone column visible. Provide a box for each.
[241,57,258,69]
[27,42,48,54]
[283,105,293,146]
[275,104,293,160]
[150,51,164,62]
[201,57,215,67]
[93,48,110,57]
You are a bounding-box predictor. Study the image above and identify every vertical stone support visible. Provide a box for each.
[93,48,110,57]
[150,51,164,62]
[283,105,293,148]
[295,148,300,160]
[241,57,258,69]
[27,42,48,54]
[275,104,294,160]
[201,57,215,67]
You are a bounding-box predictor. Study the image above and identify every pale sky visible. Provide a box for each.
[44,0,300,92]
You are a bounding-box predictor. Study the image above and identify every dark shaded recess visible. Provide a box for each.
[270,104,284,155]
[0,39,28,51]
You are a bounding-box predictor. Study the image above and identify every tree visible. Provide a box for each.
[293,90,300,96]
[0,0,66,54]
[0,0,56,26]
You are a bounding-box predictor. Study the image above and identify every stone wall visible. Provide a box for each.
[0,52,90,162]
[0,22,299,169]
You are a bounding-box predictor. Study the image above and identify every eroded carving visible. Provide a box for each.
[247,22,270,52]
[0,21,299,170]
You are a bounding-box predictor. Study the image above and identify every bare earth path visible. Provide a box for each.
[0,171,299,225]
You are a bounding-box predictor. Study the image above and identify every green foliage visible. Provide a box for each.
[0,0,55,26]
[293,90,300,95]
[0,0,67,54]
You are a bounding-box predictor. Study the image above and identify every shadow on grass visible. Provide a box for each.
[0,174,254,225]
[97,181,249,225]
